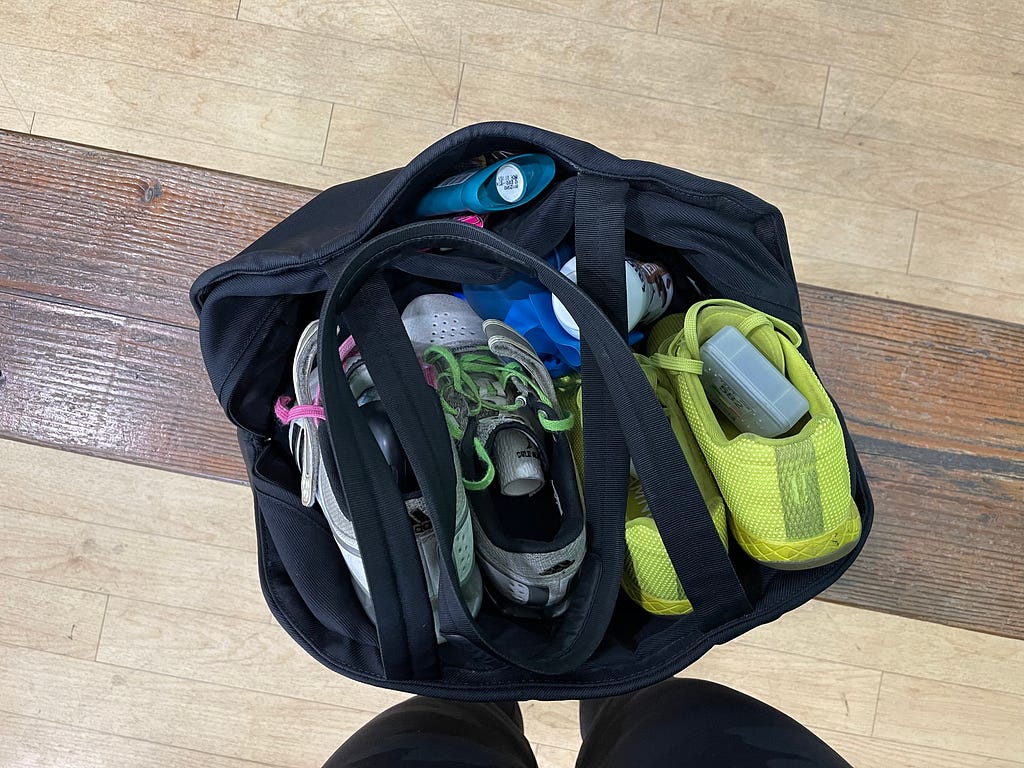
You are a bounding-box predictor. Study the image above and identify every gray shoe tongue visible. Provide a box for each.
[401,294,488,353]
[482,318,559,407]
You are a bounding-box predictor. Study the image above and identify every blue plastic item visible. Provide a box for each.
[502,292,643,377]
[415,153,557,217]
[463,243,573,322]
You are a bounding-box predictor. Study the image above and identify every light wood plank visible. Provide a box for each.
[832,0,1024,44]
[922,175,1024,236]
[715,175,916,272]
[520,700,583,752]
[240,0,660,53]
[457,8,828,126]
[0,711,278,768]
[792,255,1024,325]
[0,644,369,768]
[32,113,355,190]
[241,0,826,124]
[238,0,459,55]
[822,67,1024,166]
[139,0,240,17]
[0,105,32,132]
[456,64,1024,231]
[322,107,453,176]
[820,727,1024,768]
[0,439,256,551]
[476,0,662,30]
[97,597,410,713]
[2,0,460,123]
[0,504,268,623]
[658,0,1024,106]
[874,673,1024,762]
[739,600,1024,698]
[534,742,578,768]
[0,43,331,162]
[0,573,107,659]
[911,213,1024,296]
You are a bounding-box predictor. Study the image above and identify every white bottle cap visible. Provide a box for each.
[494,163,525,203]
[551,257,581,339]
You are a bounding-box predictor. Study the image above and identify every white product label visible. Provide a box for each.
[626,258,674,323]
[494,163,525,202]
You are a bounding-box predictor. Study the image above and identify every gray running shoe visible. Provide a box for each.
[284,320,482,640]
[401,296,585,617]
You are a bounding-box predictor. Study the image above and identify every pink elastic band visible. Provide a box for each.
[275,335,439,426]
[275,395,325,424]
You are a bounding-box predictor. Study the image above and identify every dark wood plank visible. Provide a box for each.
[0,291,245,482]
[1,130,1021,638]
[0,131,318,329]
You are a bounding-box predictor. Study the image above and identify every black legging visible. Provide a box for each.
[322,677,853,767]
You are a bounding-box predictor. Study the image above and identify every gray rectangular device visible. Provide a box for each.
[699,325,810,438]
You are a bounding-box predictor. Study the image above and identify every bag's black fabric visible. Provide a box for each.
[190,122,873,700]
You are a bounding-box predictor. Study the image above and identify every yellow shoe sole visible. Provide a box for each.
[729,500,861,570]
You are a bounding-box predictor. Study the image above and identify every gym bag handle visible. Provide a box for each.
[317,220,752,678]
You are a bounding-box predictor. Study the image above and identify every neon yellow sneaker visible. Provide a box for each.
[556,358,728,615]
[650,300,861,570]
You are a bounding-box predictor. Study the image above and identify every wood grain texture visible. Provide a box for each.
[793,255,1024,326]
[0,294,244,480]
[658,0,1024,105]
[0,105,33,132]
[0,644,370,768]
[323,107,453,176]
[139,0,241,17]
[832,0,1024,44]
[239,0,671,55]
[911,213,1024,294]
[97,597,411,713]
[0,440,255,550]
[820,727,1024,768]
[0,573,107,659]
[0,712,281,768]
[822,67,1024,166]
[533,744,578,768]
[32,112,359,190]
[1,130,1022,639]
[2,0,461,124]
[0,131,315,328]
[738,599,1024,697]
[0,42,332,162]
[715,174,917,272]
[874,673,1024,762]
[456,7,829,125]
[0,504,268,623]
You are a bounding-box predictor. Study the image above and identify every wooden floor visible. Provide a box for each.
[1,0,1023,765]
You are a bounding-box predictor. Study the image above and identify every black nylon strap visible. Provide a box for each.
[576,176,751,629]
[318,276,441,680]
[574,174,630,618]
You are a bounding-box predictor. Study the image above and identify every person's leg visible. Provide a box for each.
[321,697,537,768]
[577,678,851,768]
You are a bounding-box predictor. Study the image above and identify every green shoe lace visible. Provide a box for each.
[423,345,574,491]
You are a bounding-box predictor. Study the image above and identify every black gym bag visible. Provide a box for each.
[190,122,872,700]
